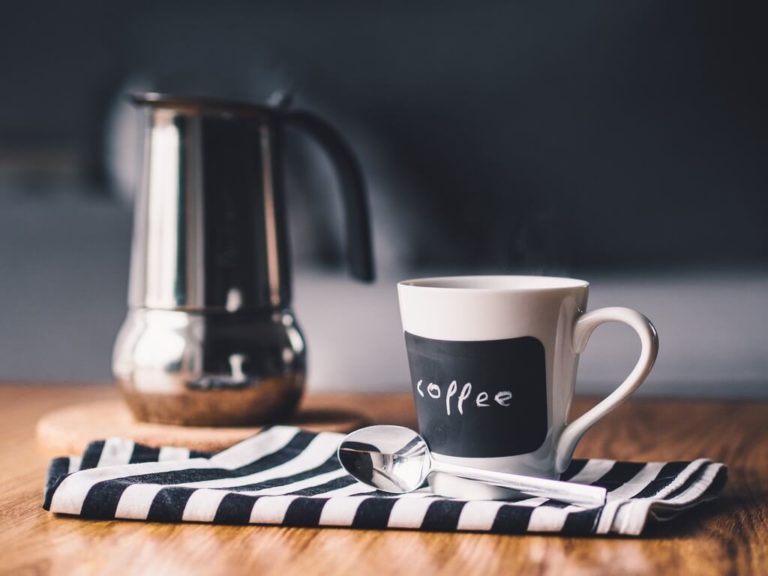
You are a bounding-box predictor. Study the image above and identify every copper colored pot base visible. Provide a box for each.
[118,374,305,427]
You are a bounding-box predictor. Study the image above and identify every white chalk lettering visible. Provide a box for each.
[416,380,515,415]
[445,380,458,415]
[494,391,513,407]
[457,382,472,415]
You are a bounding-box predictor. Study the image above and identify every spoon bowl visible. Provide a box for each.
[337,425,430,493]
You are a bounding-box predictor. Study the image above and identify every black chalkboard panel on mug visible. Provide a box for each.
[404,332,548,458]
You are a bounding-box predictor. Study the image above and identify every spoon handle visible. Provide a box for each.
[432,461,607,507]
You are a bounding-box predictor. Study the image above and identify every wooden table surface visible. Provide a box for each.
[1,384,766,576]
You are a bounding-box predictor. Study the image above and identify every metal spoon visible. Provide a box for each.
[337,425,606,507]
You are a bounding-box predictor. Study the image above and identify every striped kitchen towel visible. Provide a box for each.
[43,425,726,536]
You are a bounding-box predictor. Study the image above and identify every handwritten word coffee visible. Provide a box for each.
[416,379,513,416]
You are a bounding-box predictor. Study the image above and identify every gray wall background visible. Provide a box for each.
[0,1,766,396]
[1,192,766,397]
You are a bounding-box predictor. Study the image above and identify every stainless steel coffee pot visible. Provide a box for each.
[113,93,373,426]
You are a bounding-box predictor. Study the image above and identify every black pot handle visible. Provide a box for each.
[282,110,375,282]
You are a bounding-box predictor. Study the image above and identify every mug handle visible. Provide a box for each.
[554,307,659,474]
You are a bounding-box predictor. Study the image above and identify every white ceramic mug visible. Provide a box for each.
[397,275,658,499]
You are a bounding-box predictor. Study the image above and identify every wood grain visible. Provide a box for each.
[1,384,766,576]
[36,398,369,454]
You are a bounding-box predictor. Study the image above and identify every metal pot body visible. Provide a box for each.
[113,93,372,425]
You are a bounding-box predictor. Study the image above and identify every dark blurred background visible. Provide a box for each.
[1,1,766,395]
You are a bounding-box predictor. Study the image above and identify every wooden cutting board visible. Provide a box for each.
[36,398,369,454]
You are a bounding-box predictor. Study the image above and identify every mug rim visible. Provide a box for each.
[398,275,589,293]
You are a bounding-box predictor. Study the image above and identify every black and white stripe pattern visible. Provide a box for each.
[43,426,726,536]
